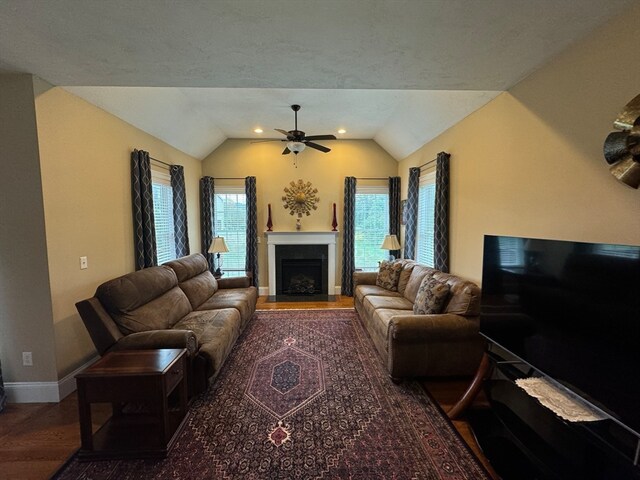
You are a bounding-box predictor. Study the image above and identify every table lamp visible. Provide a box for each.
[208,236,229,277]
[380,234,401,261]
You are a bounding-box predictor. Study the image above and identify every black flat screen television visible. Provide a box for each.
[480,235,640,435]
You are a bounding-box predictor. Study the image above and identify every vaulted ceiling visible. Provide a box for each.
[0,0,634,160]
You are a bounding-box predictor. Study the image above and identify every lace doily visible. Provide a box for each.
[515,377,606,423]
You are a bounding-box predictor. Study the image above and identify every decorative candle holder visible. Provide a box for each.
[331,203,338,231]
[266,204,273,231]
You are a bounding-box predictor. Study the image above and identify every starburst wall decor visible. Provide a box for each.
[282,179,319,218]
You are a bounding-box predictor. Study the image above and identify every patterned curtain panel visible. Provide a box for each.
[388,176,401,259]
[0,359,6,412]
[170,165,190,258]
[200,176,216,273]
[131,149,157,270]
[434,152,451,273]
[403,167,420,260]
[245,176,259,288]
[341,177,357,296]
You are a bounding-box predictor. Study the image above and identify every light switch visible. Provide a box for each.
[80,256,88,269]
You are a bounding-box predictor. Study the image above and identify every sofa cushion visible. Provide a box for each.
[96,266,193,334]
[97,265,178,313]
[163,253,209,282]
[363,295,413,319]
[371,309,411,352]
[180,271,219,309]
[403,265,437,303]
[355,285,402,305]
[197,287,258,329]
[397,261,416,295]
[376,260,403,291]
[432,271,481,316]
[111,286,192,334]
[413,276,451,315]
[173,308,241,378]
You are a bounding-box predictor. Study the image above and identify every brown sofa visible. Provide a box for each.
[353,260,484,379]
[76,253,258,395]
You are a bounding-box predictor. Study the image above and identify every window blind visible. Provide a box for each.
[355,186,389,271]
[214,188,247,277]
[151,170,177,265]
[416,172,436,267]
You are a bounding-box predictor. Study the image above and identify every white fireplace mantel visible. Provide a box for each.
[265,231,339,296]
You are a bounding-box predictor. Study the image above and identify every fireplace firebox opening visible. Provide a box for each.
[275,244,328,296]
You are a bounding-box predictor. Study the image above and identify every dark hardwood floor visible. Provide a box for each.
[0,297,497,479]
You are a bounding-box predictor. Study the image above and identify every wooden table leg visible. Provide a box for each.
[77,383,93,451]
[448,352,492,420]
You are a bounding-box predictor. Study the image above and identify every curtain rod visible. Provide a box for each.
[150,156,172,168]
[214,177,246,180]
[418,158,437,169]
[356,177,391,180]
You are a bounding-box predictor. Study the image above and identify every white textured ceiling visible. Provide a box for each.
[0,0,634,160]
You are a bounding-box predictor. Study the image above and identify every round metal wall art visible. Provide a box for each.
[603,94,640,189]
[282,179,319,218]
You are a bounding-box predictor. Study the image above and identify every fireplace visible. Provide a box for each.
[265,231,338,297]
[276,244,328,296]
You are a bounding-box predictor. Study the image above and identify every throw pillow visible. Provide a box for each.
[413,276,451,315]
[376,260,403,291]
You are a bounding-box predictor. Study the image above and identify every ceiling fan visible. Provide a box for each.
[256,105,337,155]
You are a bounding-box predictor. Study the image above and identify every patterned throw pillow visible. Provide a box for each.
[413,276,451,315]
[376,261,403,291]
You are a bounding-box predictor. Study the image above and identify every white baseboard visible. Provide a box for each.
[5,381,60,403]
[5,355,99,403]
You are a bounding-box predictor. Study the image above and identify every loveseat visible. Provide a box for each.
[353,260,484,379]
[76,253,258,395]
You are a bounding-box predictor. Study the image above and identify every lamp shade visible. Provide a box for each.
[208,236,229,253]
[380,234,401,250]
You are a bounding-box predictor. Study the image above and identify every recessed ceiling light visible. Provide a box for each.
[338,129,346,134]
[254,128,263,134]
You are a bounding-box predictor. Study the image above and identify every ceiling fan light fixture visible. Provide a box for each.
[287,141,306,154]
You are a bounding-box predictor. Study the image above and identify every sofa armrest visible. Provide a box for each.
[109,329,198,356]
[353,271,378,289]
[218,276,251,289]
[389,314,479,342]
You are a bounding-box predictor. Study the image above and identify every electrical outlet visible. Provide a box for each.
[22,352,33,366]
[80,256,88,269]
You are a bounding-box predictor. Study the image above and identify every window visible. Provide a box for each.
[214,186,246,277]
[355,185,389,271]
[416,170,436,267]
[151,169,176,264]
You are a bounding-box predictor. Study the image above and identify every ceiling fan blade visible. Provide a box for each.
[275,128,291,137]
[304,134,337,141]
[282,147,291,155]
[305,142,331,153]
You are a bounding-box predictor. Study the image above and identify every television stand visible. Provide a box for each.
[461,345,640,479]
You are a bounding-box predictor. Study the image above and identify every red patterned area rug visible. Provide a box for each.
[54,309,488,479]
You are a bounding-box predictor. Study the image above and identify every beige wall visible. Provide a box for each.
[202,139,398,289]
[34,86,202,378]
[398,5,640,285]
[0,75,58,383]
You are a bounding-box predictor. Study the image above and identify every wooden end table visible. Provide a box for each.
[75,348,188,459]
